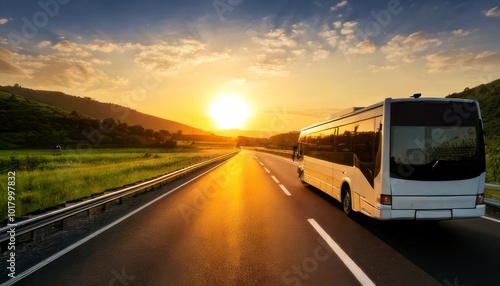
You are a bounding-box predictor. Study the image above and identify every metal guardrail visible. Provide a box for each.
[485,183,500,190]
[485,183,500,208]
[0,150,239,247]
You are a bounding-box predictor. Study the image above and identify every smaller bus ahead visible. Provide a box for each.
[293,97,486,220]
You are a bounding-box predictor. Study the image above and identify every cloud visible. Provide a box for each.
[345,40,376,55]
[312,50,330,61]
[0,18,9,25]
[0,40,127,91]
[251,29,297,52]
[0,48,24,75]
[133,38,231,73]
[331,1,348,11]
[452,29,470,36]
[84,40,122,53]
[91,58,112,65]
[340,21,358,36]
[381,31,441,63]
[484,6,500,17]
[36,41,51,48]
[318,19,377,58]
[53,39,92,57]
[424,50,500,73]
[248,60,290,77]
[248,28,302,77]
[228,78,247,84]
[368,64,398,72]
[319,29,339,47]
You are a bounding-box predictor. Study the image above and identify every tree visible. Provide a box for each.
[129,125,145,136]
[173,130,183,140]
[144,128,154,138]
[153,131,166,144]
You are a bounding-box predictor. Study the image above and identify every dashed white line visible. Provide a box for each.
[482,215,500,224]
[279,184,292,196]
[308,219,376,286]
[254,154,291,197]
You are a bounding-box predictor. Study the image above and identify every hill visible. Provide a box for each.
[446,78,500,184]
[0,91,180,149]
[0,90,96,148]
[0,85,208,135]
[446,79,500,138]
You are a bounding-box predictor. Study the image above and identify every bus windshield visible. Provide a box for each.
[390,101,485,181]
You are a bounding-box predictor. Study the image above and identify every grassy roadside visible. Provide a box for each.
[0,148,235,221]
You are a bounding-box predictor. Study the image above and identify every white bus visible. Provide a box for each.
[293,97,486,220]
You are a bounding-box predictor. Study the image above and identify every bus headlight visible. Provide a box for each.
[380,194,392,205]
[476,194,485,205]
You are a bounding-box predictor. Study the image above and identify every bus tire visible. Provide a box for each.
[342,187,352,216]
[298,169,309,186]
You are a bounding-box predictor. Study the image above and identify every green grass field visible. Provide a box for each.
[0,147,235,221]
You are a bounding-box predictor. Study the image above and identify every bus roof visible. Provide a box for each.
[300,97,478,131]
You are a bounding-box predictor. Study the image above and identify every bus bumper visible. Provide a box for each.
[375,205,486,220]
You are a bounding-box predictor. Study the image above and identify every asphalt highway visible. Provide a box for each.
[5,150,500,285]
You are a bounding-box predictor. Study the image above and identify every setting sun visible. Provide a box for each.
[209,94,251,130]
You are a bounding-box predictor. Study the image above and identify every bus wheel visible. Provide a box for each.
[343,188,352,216]
[298,169,308,186]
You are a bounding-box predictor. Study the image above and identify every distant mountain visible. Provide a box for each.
[0,85,209,135]
[446,78,500,138]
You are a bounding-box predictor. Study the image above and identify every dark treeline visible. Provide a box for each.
[236,132,299,150]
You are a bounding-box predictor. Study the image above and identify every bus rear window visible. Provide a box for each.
[389,101,485,181]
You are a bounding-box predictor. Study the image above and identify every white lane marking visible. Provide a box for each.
[264,167,271,173]
[271,176,280,183]
[260,162,264,166]
[308,219,376,286]
[1,160,231,286]
[482,215,500,224]
[279,184,292,196]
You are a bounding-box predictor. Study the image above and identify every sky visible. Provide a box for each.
[0,0,499,135]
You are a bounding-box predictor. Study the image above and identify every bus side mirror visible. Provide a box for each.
[292,145,298,161]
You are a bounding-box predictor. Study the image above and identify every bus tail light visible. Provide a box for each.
[380,195,392,205]
[476,194,485,205]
